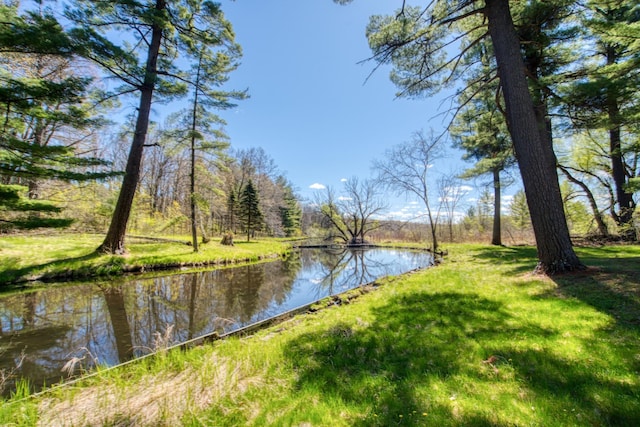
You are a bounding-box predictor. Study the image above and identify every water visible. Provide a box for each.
[0,247,432,395]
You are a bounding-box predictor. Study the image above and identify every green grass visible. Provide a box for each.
[0,233,292,286]
[2,243,640,426]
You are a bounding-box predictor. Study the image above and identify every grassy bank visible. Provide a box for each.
[2,244,640,426]
[0,234,292,285]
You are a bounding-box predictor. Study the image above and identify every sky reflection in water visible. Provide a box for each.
[0,248,432,395]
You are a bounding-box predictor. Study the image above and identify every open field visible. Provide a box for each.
[1,243,639,426]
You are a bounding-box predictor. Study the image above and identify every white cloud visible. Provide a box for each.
[340,178,347,182]
[386,210,414,220]
[338,196,352,201]
[309,183,326,190]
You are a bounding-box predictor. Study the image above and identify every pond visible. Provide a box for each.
[0,247,432,395]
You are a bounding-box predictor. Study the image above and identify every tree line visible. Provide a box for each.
[328,0,639,273]
[2,0,639,274]
[0,1,301,248]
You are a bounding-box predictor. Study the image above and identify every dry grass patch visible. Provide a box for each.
[37,353,262,427]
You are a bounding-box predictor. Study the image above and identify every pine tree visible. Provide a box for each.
[238,180,263,242]
[0,2,114,230]
[0,184,73,231]
[277,177,301,237]
[562,0,640,240]
[451,39,515,246]
[510,190,531,230]
[354,0,583,272]
[67,0,243,253]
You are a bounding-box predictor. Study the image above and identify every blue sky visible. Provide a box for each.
[215,0,487,218]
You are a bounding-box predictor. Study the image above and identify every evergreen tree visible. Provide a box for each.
[510,190,531,230]
[451,39,515,246]
[277,177,302,237]
[67,0,243,254]
[339,0,584,272]
[0,2,114,230]
[0,184,73,231]
[168,38,245,251]
[562,0,640,239]
[239,180,263,242]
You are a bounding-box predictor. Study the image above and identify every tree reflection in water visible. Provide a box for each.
[0,248,431,395]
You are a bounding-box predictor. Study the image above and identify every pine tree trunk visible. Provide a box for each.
[491,168,502,246]
[189,55,203,252]
[99,0,165,254]
[606,54,636,240]
[485,0,583,273]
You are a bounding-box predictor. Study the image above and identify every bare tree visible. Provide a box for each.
[437,173,469,243]
[373,130,445,251]
[315,177,388,245]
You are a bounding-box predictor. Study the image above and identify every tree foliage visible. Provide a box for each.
[65,0,243,253]
[238,179,263,241]
[0,2,116,231]
[560,0,640,239]
[338,0,583,272]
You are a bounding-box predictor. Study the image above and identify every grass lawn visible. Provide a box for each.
[0,233,292,285]
[2,243,640,426]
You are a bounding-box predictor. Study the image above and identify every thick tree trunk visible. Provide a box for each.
[491,167,502,246]
[485,0,583,273]
[99,1,165,254]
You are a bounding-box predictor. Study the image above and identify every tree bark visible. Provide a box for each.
[605,44,636,240]
[484,0,583,273]
[98,0,165,254]
[491,167,502,246]
[189,56,202,252]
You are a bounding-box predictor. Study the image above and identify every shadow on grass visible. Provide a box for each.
[0,251,119,289]
[488,345,640,425]
[284,287,640,426]
[542,253,640,331]
[285,292,547,426]
[467,245,539,275]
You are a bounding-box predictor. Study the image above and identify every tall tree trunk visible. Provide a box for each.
[606,45,635,240]
[491,167,502,246]
[484,0,583,273]
[99,0,165,254]
[28,118,45,199]
[189,56,202,252]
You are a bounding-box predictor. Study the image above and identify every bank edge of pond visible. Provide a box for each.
[7,265,428,403]
[3,247,291,289]
[3,240,435,288]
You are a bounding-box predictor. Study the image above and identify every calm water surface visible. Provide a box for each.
[0,248,432,395]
